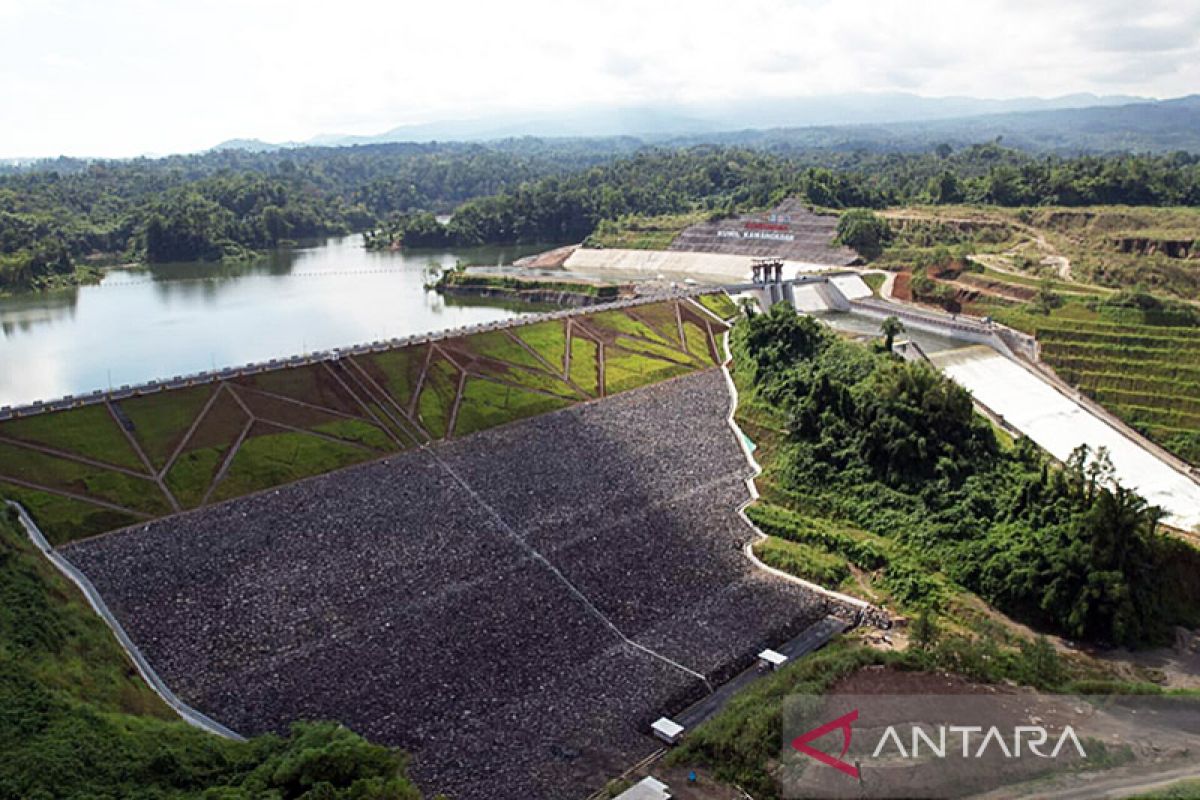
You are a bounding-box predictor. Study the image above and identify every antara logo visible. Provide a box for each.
[791,709,1088,779]
[791,709,861,779]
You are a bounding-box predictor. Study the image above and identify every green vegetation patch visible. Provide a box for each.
[119,385,216,470]
[209,423,375,503]
[164,447,225,509]
[462,329,550,372]
[0,482,140,547]
[583,211,708,250]
[747,503,889,571]
[606,337,694,368]
[453,378,573,437]
[603,347,695,396]
[752,536,850,588]
[569,335,600,396]
[514,320,568,374]
[415,356,461,440]
[235,388,394,451]
[312,418,397,451]
[360,346,427,413]
[585,307,674,346]
[682,319,717,365]
[0,404,145,472]
[627,303,683,347]
[695,291,739,320]
[237,364,365,418]
[471,361,581,400]
[0,441,169,517]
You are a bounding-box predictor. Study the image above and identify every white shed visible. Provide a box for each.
[758,648,788,671]
[615,776,672,800]
[650,717,685,745]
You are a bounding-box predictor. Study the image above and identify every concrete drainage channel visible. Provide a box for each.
[6,499,244,741]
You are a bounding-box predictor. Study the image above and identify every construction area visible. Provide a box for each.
[562,199,859,282]
[58,370,850,800]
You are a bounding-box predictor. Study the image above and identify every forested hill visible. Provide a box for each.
[0,139,630,290]
[370,144,1200,248]
[3,137,1200,292]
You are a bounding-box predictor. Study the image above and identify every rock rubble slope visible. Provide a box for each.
[63,369,843,799]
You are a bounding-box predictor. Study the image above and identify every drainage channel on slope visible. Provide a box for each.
[420,443,715,692]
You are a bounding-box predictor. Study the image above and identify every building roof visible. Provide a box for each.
[651,717,685,739]
[758,648,788,666]
[615,776,672,800]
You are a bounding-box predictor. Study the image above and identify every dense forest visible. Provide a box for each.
[367,144,1200,249]
[4,136,1200,291]
[0,139,622,290]
[735,304,1200,646]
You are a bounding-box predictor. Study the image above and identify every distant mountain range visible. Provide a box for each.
[210,92,1200,155]
[673,95,1200,154]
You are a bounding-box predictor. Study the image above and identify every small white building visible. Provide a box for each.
[758,648,788,671]
[615,776,672,800]
[650,717,685,745]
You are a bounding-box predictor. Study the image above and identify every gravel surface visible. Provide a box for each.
[63,369,843,799]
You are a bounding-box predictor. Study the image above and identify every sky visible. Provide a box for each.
[1,0,1198,158]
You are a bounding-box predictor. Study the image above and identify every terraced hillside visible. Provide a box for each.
[0,294,731,544]
[989,304,1200,465]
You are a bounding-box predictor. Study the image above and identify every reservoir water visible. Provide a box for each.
[0,235,553,407]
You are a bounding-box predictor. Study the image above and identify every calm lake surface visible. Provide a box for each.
[0,235,555,407]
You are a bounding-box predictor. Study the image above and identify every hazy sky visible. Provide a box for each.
[2,0,1198,157]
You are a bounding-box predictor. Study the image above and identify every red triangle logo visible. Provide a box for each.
[791,708,860,779]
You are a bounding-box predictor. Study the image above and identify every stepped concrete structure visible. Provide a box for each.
[668,198,859,266]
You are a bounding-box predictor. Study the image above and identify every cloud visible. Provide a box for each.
[1,0,1198,157]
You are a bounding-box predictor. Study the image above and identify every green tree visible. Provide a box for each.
[835,209,892,260]
[880,315,905,352]
[1031,278,1064,315]
[911,607,940,651]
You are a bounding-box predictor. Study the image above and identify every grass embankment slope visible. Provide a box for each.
[876,205,1200,466]
[0,295,732,545]
[0,505,421,799]
[664,307,1200,798]
[582,211,710,250]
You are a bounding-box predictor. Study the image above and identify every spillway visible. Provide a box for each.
[930,345,1200,531]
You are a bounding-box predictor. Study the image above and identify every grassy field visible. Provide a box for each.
[0,294,733,544]
[696,291,740,319]
[582,211,709,250]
